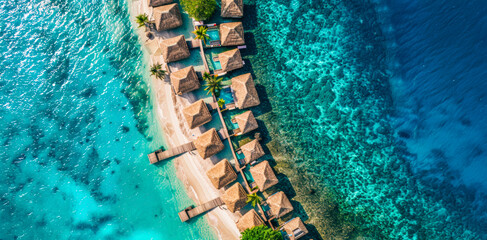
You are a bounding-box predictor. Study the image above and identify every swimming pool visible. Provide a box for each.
[219,87,234,104]
[207,29,220,41]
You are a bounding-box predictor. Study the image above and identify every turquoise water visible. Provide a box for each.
[243,0,487,239]
[0,0,214,239]
[219,87,234,104]
[207,29,220,41]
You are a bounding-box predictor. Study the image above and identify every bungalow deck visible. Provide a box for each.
[178,197,224,222]
[148,142,196,164]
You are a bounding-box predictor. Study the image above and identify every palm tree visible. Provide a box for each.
[204,74,222,96]
[135,14,149,28]
[150,64,166,80]
[246,192,262,207]
[217,98,225,109]
[202,71,212,81]
[192,26,210,45]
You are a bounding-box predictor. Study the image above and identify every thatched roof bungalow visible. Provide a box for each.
[235,110,258,134]
[206,159,237,189]
[221,183,247,212]
[170,66,200,95]
[282,217,309,240]
[231,73,260,109]
[220,22,245,47]
[236,209,264,232]
[144,39,162,57]
[183,99,212,129]
[153,3,182,31]
[161,35,190,63]
[267,191,294,218]
[221,0,243,18]
[148,0,172,7]
[218,48,243,72]
[240,139,264,164]
[250,160,278,191]
[194,128,224,159]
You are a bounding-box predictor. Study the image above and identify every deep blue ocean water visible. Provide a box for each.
[0,0,214,239]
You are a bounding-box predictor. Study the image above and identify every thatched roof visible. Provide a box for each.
[153,3,182,31]
[240,139,264,164]
[236,209,264,232]
[221,0,243,18]
[206,159,237,189]
[144,39,162,56]
[220,22,245,46]
[183,99,212,129]
[231,73,260,109]
[250,160,278,191]
[267,191,293,218]
[148,0,172,7]
[161,35,190,63]
[235,110,258,134]
[221,183,247,212]
[282,217,308,240]
[194,128,224,159]
[171,66,200,95]
[218,48,243,72]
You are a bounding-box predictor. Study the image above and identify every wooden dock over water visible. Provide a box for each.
[148,142,196,164]
[178,197,224,222]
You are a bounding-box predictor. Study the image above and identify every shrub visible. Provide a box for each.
[180,0,217,21]
[240,225,283,240]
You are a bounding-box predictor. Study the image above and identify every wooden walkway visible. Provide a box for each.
[148,142,196,164]
[178,197,224,222]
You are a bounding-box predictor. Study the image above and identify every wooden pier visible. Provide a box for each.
[178,197,224,222]
[148,142,196,164]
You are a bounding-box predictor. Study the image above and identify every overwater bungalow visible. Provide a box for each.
[221,183,248,212]
[240,139,265,164]
[183,99,212,129]
[194,128,225,159]
[266,191,294,219]
[220,22,245,47]
[170,66,200,95]
[206,159,237,189]
[161,35,190,63]
[281,217,308,240]
[221,0,243,18]
[153,3,182,31]
[148,0,172,7]
[231,73,260,109]
[144,39,162,57]
[218,48,244,72]
[249,160,278,191]
[236,209,264,232]
[234,110,258,135]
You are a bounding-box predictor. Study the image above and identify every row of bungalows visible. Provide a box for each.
[143,0,309,238]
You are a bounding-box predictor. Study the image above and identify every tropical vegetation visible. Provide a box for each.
[150,64,166,80]
[192,26,210,45]
[204,74,222,96]
[246,192,262,207]
[202,72,212,82]
[240,225,283,240]
[180,0,216,21]
[135,14,149,28]
[217,98,225,109]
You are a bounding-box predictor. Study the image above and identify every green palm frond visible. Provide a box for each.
[192,26,210,45]
[135,14,149,28]
[150,64,166,80]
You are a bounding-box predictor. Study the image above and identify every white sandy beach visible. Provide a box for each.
[128,0,241,239]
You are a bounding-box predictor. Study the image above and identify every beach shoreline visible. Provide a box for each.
[127,0,240,239]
